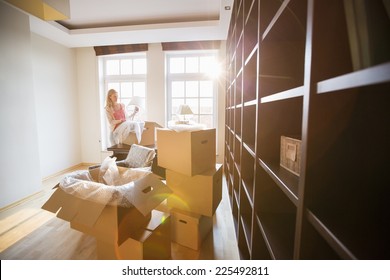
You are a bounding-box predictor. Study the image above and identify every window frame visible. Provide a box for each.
[98,52,147,149]
[165,50,219,129]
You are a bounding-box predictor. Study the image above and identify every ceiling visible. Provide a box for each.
[13,0,234,48]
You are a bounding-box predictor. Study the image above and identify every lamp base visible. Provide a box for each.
[175,120,190,125]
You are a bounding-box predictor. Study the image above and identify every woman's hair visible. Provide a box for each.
[105,89,117,109]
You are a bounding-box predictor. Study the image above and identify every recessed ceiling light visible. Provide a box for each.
[225,6,231,10]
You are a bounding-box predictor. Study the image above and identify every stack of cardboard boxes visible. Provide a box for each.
[42,167,172,260]
[157,128,222,250]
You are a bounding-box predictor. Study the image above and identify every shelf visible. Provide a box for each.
[243,48,258,103]
[255,165,297,259]
[299,214,342,260]
[257,97,303,166]
[239,185,254,249]
[241,147,255,203]
[317,62,390,94]
[258,159,299,205]
[244,0,259,60]
[242,104,256,150]
[257,212,295,260]
[261,86,304,103]
[238,220,251,259]
[306,210,355,260]
[262,0,290,41]
[254,215,275,259]
[262,0,307,42]
[225,0,389,260]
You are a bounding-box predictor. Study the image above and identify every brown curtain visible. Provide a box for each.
[161,40,221,51]
[94,44,148,56]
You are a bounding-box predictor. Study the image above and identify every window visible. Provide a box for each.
[99,53,147,148]
[166,51,220,128]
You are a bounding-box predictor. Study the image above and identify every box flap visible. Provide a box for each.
[129,173,172,216]
[56,194,83,221]
[146,210,170,230]
[41,188,67,214]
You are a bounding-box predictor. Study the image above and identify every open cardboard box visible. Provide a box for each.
[123,121,162,146]
[42,167,172,252]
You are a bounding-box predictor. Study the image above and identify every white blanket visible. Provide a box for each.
[113,120,145,144]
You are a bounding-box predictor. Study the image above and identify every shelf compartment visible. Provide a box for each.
[262,0,307,42]
[235,72,243,105]
[242,103,257,150]
[255,166,297,259]
[239,183,254,252]
[306,210,354,260]
[252,216,273,260]
[258,0,307,98]
[234,106,242,137]
[259,0,286,38]
[305,85,390,259]
[244,0,259,60]
[300,213,342,260]
[243,48,258,103]
[233,161,241,198]
[257,97,303,168]
[232,190,239,235]
[258,159,299,206]
[236,36,244,76]
[241,146,255,203]
[234,135,241,167]
[311,0,390,83]
[238,219,251,260]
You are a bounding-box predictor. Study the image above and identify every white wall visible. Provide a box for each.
[31,33,81,178]
[0,2,41,208]
[146,43,166,126]
[0,2,81,208]
[76,47,101,164]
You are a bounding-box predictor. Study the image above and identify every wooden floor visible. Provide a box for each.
[0,165,240,260]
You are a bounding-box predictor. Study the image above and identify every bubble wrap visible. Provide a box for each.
[59,168,150,208]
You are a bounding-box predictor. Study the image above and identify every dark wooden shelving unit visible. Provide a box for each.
[224,0,390,259]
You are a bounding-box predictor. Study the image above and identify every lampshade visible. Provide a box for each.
[128,96,143,108]
[177,104,193,115]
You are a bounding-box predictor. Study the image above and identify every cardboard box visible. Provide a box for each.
[156,128,216,176]
[166,164,222,217]
[97,210,171,260]
[171,208,213,250]
[42,170,172,249]
[280,136,301,176]
[123,121,162,146]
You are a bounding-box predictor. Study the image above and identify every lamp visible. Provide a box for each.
[128,96,143,120]
[176,104,194,124]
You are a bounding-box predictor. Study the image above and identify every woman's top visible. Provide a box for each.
[105,103,127,131]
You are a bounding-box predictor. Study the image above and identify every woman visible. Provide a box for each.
[105,89,144,144]
[105,89,127,132]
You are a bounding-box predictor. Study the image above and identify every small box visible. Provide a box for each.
[156,128,216,176]
[171,208,213,250]
[166,164,222,217]
[280,136,301,176]
[97,210,171,260]
[123,121,162,146]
